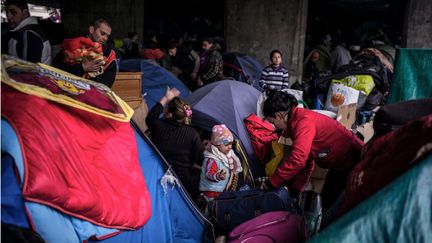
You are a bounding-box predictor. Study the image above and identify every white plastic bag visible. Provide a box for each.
[324,83,359,113]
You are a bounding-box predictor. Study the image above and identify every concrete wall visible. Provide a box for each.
[60,0,144,40]
[225,0,308,85]
[403,0,432,48]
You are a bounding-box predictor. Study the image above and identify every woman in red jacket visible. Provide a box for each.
[260,90,363,209]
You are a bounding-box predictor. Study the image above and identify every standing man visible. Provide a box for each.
[53,18,117,88]
[197,37,224,87]
[2,0,51,64]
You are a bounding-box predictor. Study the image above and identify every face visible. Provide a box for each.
[266,112,288,130]
[89,22,112,44]
[202,41,213,52]
[6,5,29,28]
[168,47,177,56]
[271,52,282,66]
[217,142,233,155]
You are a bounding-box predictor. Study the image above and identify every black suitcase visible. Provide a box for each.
[206,187,301,234]
[373,99,432,137]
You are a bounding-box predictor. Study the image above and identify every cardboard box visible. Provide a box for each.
[112,72,143,110]
[132,99,149,133]
[311,165,328,193]
[336,103,357,129]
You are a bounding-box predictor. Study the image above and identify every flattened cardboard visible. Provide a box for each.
[337,103,357,129]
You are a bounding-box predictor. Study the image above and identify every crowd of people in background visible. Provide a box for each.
[2,0,399,96]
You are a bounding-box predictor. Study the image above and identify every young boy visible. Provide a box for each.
[199,124,242,201]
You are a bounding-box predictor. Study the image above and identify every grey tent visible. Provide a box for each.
[222,52,264,91]
[185,80,263,177]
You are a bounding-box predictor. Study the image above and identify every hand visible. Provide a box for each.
[217,169,226,180]
[190,71,198,81]
[260,181,268,190]
[82,59,104,72]
[197,77,203,86]
[260,180,274,191]
[165,87,180,101]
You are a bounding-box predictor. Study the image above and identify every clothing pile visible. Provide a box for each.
[61,37,113,78]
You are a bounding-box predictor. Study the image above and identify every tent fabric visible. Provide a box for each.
[1,154,29,229]
[223,52,263,91]
[119,59,190,110]
[185,80,263,176]
[92,128,209,243]
[1,119,209,242]
[2,85,151,230]
[1,120,25,186]
[308,153,432,243]
[387,48,432,103]
[26,202,118,243]
[1,119,120,242]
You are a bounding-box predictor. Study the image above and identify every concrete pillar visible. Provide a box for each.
[225,0,308,85]
[403,0,432,48]
[60,0,144,40]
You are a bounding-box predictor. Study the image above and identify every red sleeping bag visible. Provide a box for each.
[2,85,151,230]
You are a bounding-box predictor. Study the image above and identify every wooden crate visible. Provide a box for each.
[112,72,143,110]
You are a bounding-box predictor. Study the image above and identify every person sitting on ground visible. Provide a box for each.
[145,87,204,200]
[52,18,117,88]
[167,41,200,89]
[197,37,224,87]
[259,49,290,91]
[2,0,51,64]
[260,90,363,210]
[199,124,242,201]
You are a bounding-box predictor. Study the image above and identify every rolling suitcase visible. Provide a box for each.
[207,187,301,233]
[228,211,307,243]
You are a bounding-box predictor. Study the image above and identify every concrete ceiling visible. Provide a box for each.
[27,0,59,8]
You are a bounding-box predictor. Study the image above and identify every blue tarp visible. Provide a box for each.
[308,153,432,243]
[185,80,263,177]
[1,119,209,243]
[94,127,210,243]
[223,52,263,91]
[119,59,191,110]
[1,153,29,229]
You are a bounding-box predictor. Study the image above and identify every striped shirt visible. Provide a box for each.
[259,65,289,90]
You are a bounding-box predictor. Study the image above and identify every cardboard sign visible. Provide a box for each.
[337,103,357,129]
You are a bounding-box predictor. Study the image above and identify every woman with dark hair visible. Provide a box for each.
[197,37,224,87]
[146,87,204,199]
[260,90,363,209]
